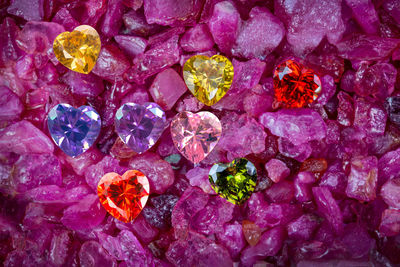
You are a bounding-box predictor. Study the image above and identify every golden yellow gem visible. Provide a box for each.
[53,25,101,74]
[183,55,234,106]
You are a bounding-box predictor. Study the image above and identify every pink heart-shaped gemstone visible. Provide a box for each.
[170,111,222,164]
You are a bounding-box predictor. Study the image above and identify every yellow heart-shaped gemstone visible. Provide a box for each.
[53,25,101,74]
[183,55,234,106]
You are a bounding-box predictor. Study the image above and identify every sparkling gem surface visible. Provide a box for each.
[273,59,322,108]
[115,102,166,154]
[47,104,101,157]
[183,55,234,106]
[209,158,257,205]
[53,25,101,74]
[170,111,222,164]
[97,170,150,223]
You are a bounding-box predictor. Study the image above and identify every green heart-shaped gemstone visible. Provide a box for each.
[209,158,257,205]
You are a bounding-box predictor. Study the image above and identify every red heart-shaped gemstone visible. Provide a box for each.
[97,170,150,223]
[274,59,322,108]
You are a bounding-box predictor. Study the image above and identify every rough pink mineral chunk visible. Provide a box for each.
[144,0,203,26]
[259,108,327,145]
[114,35,147,57]
[240,226,286,266]
[129,152,175,194]
[312,186,344,234]
[149,68,187,110]
[186,166,216,194]
[233,7,285,59]
[61,194,106,231]
[379,209,400,236]
[265,158,290,183]
[275,0,345,54]
[180,24,214,52]
[346,156,378,202]
[345,0,379,34]
[381,178,400,209]
[207,1,241,55]
[0,120,54,154]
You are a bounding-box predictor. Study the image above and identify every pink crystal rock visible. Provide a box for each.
[218,113,266,161]
[380,209,400,237]
[275,0,345,54]
[149,68,187,111]
[180,24,214,52]
[186,166,216,194]
[287,214,320,241]
[312,186,344,234]
[79,241,117,267]
[0,86,23,122]
[216,222,246,259]
[265,180,295,203]
[259,109,327,146]
[143,0,203,26]
[346,156,378,202]
[233,7,285,59]
[61,194,106,231]
[240,226,286,266]
[125,35,180,84]
[114,35,147,57]
[92,44,130,82]
[345,0,379,34]
[128,152,175,194]
[381,178,400,209]
[0,120,54,154]
[265,159,290,183]
[378,147,400,185]
[207,1,241,55]
[170,111,222,164]
[166,231,233,267]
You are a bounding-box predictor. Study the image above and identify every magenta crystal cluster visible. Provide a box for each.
[1,0,400,266]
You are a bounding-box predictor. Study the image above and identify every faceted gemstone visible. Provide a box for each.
[47,104,101,157]
[97,170,150,223]
[53,25,101,74]
[209,158,257,205]
[115,102,166,154]
[170,111,222,164]
[273,60,322,108]
[183,55,234,106]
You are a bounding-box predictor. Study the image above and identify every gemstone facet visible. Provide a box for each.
[115,102,166,154]
[183,55,234,106]
[273,59,322,108]
[97,170,150,223]
[47,104,101,157]
[170,111,222,164]
[209,158,257,205]
[53,25,101,74]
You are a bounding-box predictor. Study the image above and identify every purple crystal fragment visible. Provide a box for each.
[47,104,101,157]
[115,102,166,154]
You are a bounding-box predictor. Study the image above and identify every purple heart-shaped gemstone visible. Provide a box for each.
[47,104,101,157]
[115,102,166,153]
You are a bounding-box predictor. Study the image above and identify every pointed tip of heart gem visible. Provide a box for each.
[53,25,101,74]
[170,111,222,164]
[97,170,150,223]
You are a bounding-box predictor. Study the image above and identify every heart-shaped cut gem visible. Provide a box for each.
[183,55,234,106]
[97,170,150,223]
[47,104,101,157]
[274,59,322,108]
[170,111,222,164]
[115,102,166,154]
[53,25,101,74]
[209,158,257,205]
